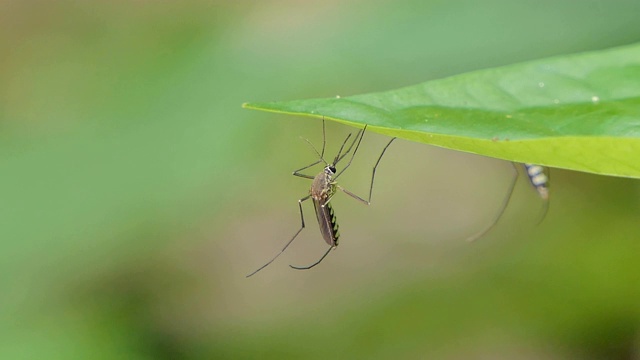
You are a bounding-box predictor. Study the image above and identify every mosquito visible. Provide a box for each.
[246,120,395,277]
[466,163,550,242]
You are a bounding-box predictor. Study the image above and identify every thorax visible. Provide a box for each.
[311,172,335,201]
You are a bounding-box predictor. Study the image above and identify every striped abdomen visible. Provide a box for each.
[313,200,340,247]
[524,163,549,200]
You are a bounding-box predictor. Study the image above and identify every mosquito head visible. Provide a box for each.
[325,164,337,175]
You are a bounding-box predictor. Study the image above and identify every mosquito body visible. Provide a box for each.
[523,163,550,224]
[291,166,340,271]
[246,120,395,277]
[310,167,340,247]
[467,162,550,242]
[523,163,549,201]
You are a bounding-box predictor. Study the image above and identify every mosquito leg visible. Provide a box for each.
[333,132,354,164]
[289,246,334,270]
[300,121,329,163]
[336,137,396,205]
[367,137,395,201]
[334,126,366,177]
[293,159,324,179]
[335,126,365,165]
[320,117,326,159]
[336,185,369,205]
[246,195,311,278]
[466,162,519,242]
[537,197,550,225]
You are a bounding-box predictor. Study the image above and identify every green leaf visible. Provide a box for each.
[244,43,640,178]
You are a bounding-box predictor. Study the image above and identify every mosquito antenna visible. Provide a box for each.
[300,137,328,165]
[289,246,333,270]
[334,125,367,179]
[466,162,519,242]
[298,118,329,164]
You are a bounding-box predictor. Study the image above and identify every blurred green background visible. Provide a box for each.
[2,1,640,359]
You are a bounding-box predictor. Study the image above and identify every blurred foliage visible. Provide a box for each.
[1,0,640,359]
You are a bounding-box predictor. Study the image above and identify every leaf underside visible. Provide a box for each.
[244,43,640,178]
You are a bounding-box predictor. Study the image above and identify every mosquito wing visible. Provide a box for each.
[313,199,339,247]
